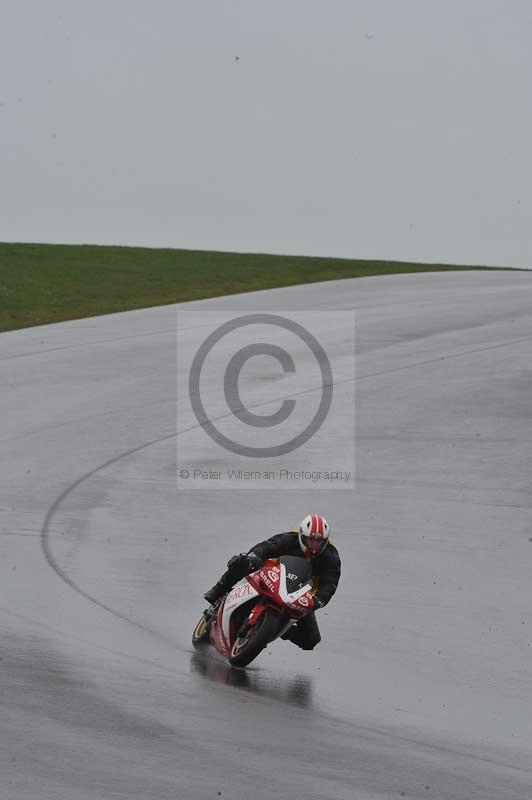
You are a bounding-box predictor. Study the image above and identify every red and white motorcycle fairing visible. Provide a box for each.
[210,578,259,658]
[207,558,315,661]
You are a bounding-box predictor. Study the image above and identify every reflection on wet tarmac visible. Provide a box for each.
[190,651,313,708]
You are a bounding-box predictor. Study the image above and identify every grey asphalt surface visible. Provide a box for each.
[1,271,532,799]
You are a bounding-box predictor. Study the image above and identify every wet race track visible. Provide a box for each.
[1,271,532,799]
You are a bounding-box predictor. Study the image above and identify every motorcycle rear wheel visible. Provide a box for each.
[192,612,210,648]
[229,608,280,667]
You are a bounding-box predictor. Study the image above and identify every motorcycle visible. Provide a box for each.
[192,555,316,667]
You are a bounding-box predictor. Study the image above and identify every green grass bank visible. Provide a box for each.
[0,242,504,332]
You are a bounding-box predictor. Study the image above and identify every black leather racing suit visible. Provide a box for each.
[205,531,341,650]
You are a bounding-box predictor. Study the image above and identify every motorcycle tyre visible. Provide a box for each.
[229,608,280,667]
[192,612,211,648]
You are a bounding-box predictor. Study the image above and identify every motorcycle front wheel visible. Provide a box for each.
[229,608,280,667]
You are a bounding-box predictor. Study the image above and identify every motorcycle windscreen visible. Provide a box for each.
[279,555,312,594]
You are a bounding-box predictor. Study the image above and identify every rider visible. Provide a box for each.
[203,514,341,650]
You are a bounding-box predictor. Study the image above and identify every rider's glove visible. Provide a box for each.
[246,552,263,572]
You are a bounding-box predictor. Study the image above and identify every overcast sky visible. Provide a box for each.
[1,0,531,266]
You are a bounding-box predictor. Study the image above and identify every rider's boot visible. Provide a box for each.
[281,625,297,642]
[203,599,220,623]
[204,580,226,606]
[204,562,241,605]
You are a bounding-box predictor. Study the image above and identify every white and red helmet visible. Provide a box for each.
[298,514,330,557]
